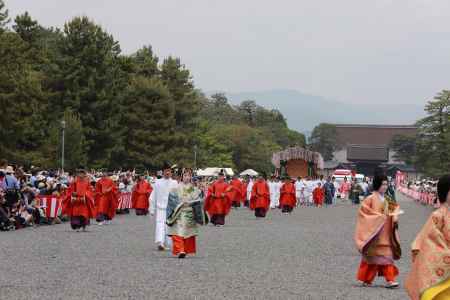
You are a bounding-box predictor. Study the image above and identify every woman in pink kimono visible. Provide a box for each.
[339,177,351,200]
[405,175,450,300]
[354,173,402,289]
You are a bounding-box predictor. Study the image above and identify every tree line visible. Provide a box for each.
[0,1,305,173]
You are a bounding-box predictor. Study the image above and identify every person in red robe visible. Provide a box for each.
[230,175,243,208]
[94,172,118,225]
[204,170,231,226]
[131,174,153,215]
[313,182,325,207]
[279,177,296,214]
[250,173,270,218]
[63,167,95,232]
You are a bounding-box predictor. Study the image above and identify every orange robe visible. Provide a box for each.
[313,187,324,206]
[63,178,95,220]
[204,180,232,216]
[230,179,243,204]
[280,182,296,208]
[354,193,401,283]
[131,180,153,211]
[95,177,118,219]
[405,205,450,300]
[250,180,270,211]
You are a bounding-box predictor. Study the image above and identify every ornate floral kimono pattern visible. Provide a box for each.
[405,205,450,300]
[166,183,203,238]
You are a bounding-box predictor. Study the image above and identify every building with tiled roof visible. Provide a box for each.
[331,124,418,176]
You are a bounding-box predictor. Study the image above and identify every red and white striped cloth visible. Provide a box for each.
[397,186,436,206]
[36,195,62,218]
[118,192,132,209]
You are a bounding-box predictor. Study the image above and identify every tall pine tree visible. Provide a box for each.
[160,57,200,165]
[52,16,127,168]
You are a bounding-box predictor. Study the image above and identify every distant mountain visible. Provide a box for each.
[208,89,426,134]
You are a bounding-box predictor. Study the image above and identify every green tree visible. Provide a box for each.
[52,16,128,168]
[309,123,338,161]
[195,121,234,168]
[0,0,9,33]
[415,90,450,175]
[13,12,42,45]
[238,100,257,126]
[389,134,417,165]
[160,56,200,165]
[121,76,175,170]
[0,28,48,165]
[40,109,87,171]
[131,45,159,78]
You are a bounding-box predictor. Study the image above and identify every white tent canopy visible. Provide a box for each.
[240,169,258,176]
[196,167,234,177]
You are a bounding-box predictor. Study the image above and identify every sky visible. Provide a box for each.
[6,0,450,106]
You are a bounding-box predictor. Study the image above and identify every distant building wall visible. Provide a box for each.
[334,124,417,148]
[286,159,309,178]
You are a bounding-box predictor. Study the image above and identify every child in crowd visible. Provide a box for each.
[313,182,324,208]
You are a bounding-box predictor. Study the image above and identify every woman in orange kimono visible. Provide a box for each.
[405,175,450,300]
[354,173,402,289]
[63,167,95,232]
[279,177,296,213]
[250,173,270,218]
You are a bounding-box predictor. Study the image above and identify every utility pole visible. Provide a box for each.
[61,120,66,172]
[194,144,198,170]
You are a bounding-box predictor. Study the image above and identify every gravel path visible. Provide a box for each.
[0,193,432,300]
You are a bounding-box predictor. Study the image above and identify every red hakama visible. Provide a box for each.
[171,235,196,256]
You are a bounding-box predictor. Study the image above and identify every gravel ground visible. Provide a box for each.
[0,193,432,300]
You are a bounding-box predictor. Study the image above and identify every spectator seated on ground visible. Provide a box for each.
[0,189,15,231]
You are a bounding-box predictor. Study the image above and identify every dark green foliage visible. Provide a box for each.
[389,134,417,165]
[0,3,307,174]
[415,91,450,176]
[0,0,9,32]
[309,123,338,161]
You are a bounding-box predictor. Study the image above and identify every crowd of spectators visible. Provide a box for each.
[0,159,151,231]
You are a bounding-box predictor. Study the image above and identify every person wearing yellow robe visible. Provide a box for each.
[405,175,450,300]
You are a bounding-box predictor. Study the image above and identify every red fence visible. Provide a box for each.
[397,186,436,206]
[35,192,133,218]
[118,192,132,209]
[36,195,63,218]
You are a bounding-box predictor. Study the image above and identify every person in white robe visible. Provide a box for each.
[269,176,281,209]
[295,177,305,207]
[246,177,254,207]
[305,177,315,206]
[150,163,179,251]
[274,177,281,208]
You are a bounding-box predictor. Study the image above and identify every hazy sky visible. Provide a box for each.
[6,0,450,105]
